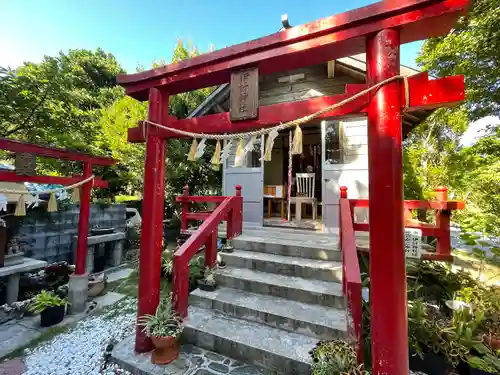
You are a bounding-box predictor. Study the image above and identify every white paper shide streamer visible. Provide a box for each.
[221,140,233,163]
[195,138,207,160]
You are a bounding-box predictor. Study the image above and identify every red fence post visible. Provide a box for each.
[339,186,347,295]
[235,185,243,235]
[135,88,168,353]
[204,231,218,268]
[75,162,93,275]
[366,28,408,374]
[435,186,451,257]
[181,185,189,232]
[172,255,189,318]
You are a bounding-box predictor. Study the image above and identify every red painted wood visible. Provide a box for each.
[75,162,93,275]
[0,171,108,188]
[234,185,243,236]
[0,138,116,166]
[128,74,464,142]
[354,222,440,237]
[339,192,363,362]
[350,198,465,211]
[118,0,468,98]
[135,88,168,353]
[367,29,408,375]
[181,186,189,232]
[176,195,227,203]
[173,197,237,317]
[435,187,451,256]
[204,231,217,269]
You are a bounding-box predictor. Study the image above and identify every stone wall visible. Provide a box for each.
[14,204,126,264]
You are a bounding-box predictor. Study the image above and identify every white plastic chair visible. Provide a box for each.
[290,173,317,220]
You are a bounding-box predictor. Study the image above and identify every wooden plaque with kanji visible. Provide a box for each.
[230,67,259,121]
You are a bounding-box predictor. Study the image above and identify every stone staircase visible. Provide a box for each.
[183,227,347,375]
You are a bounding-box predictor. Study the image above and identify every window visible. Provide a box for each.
[324,121,342,164]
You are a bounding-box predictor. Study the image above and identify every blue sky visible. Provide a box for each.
[1,0,423,73]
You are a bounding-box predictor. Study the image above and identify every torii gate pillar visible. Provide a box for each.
[366,29,408,374]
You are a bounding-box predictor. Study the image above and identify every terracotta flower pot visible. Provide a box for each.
[486,336,500,350]
[150,336,179,365]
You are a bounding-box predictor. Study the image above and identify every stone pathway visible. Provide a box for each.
[112,336,269,375]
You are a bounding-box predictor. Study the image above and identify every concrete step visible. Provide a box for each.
[220,250,343,282]
[233,232,341,261]
[190,286,348,340]
[184,305,315,375]
[216,267,344,308]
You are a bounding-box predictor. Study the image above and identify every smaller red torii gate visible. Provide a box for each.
[117,1,468,374]
[0,137,116,312]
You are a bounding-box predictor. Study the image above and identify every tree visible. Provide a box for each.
[0,48,124,153]
[417,0,500,120]
[409,0,500,234]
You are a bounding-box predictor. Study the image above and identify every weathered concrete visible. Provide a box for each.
[0,292,125,359]
[86,232,126,246]
[0,258,47,303]
[184,307,314,375]
[111,240,125,267]
[189,287,347,340]
[220,250,343,282]
[216,267,344,308]
[111,335,269,375]
[233,228,341,261]
[67,273,89,314]
[86,246,94,273]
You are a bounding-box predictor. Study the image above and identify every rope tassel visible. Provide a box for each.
[47,192,58,212]
[14,194,26,216]
[291,125,303,155]
[211,140,221,170]
[233,138,246,167]
[187,138,198,161]
[262,129,279,161]
[71,188,80,203]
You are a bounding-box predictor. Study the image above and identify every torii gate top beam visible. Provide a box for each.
[117,0,468,100]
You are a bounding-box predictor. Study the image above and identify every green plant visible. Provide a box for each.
[28,290,66,314]
[309,340,369,375]
[467,354,500,373]
[137,297,183,338]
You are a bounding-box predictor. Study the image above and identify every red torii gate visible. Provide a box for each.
[0,137,116,312]
[117,0,468,373]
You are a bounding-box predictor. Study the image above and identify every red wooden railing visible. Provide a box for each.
[172,185,243,317]
[347,186,464,261]
[339,186,363,362]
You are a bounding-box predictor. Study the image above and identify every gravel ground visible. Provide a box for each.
[22,298,136,375]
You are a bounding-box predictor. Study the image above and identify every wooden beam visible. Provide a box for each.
[0,138,117,166]
[117,0,468,99]
[0,171,109,188]
[128,73,464,142]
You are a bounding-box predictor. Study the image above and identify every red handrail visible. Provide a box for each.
[339,187,363,362]
[347,186,464,261]
[172,185,243,317]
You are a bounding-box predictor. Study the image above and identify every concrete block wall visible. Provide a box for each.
[15,204,126,264]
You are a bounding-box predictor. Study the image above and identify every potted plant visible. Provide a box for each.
[221,239,234,253]
[198,266,217,291]
[138,297,183,365]
[29,290,67,327]
[309,339,369,375]
[465,355,500,375]
[408,299,453,375]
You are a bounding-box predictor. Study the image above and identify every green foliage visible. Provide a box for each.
[310,340,368,375]
[29,290,66,314]
[417,0,500,120]
[407,0,500,235]
[137,297,183,338]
